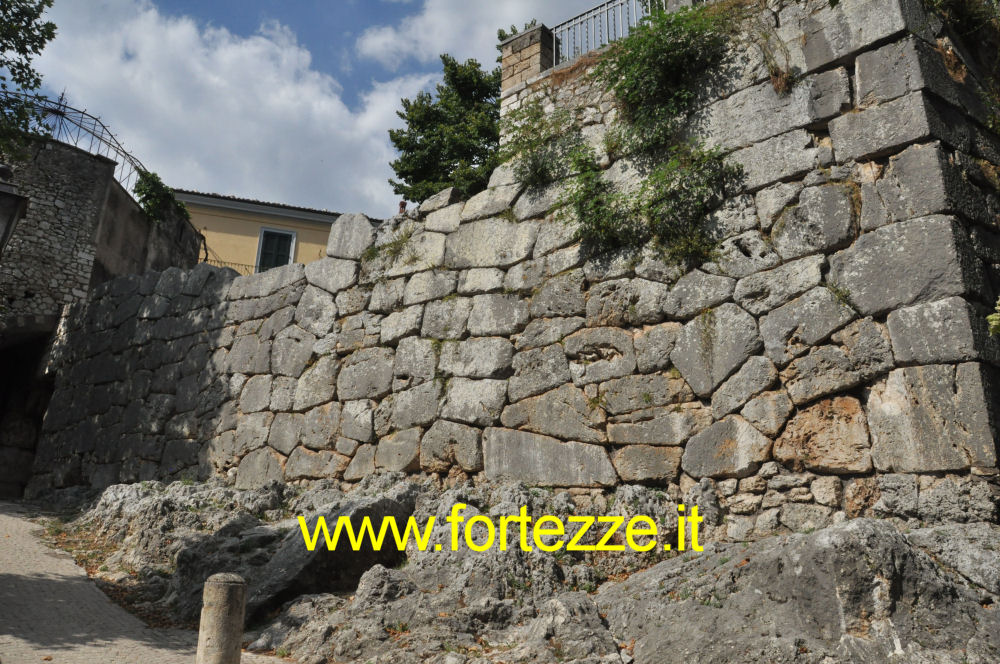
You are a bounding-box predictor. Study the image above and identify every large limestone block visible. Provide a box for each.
[705,232,781,279]
[670,304,762,397]
[607,404,712,446]
[380,305,424,345]
[483,428,618,487]
[418,186,459,214]
[867,364,998,472]
[375,428,421,472]
[438,337,514,378]
[386,380,441,431]
[326,213,374,259]
[598,374,694,415]
[385,231,447,278]
[711,356,778,416]
[440,378,507,426]
[468,294,530,336]
[420,297,472,340]
[501,384,606,443]
[587,278,669,327]
[827,216,980,317]
[424,202,463,233]
[759,287,856,367]
[293,355,339,411]
[445,218,538,268]
[284,447,349,480]
[730,129,821,191]
[530,269,586,317]
[393,337,437,387]
[508,344,572,403]
[235,448,285,489]
[634,322,683,373]
[681,415,772,479]
[460,184,523,221]
[771,185,855,260]
[611,446,683,483]
[564,327,637,386]
[305,258,358,294]
[295,286,337,338]
[774,397,872,474]
[887,296,998,365]
[740,390,794,436]
[419,420,482,473]
[734,255,825,316]
[403,270,456,306]
[337,348,394,400]
[829,91,955,161]
[661,271,734,319]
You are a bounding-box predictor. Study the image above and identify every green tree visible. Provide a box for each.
[1,0,57,158]
[388,54,501,203]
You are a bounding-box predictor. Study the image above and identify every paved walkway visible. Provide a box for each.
[0,501,278,664]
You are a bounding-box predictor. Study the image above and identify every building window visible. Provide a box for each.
[256,228,296,273]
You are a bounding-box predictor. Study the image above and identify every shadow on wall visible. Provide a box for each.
[0,336,54,498]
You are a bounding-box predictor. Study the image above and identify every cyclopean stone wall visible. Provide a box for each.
[27,0,1000,534]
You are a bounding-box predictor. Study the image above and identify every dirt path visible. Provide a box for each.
[0,501,278,664]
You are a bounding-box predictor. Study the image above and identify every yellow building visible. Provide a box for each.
[174,190,340,275]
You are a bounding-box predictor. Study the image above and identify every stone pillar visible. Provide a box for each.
[195,573,247,664]
[500,25,554,94]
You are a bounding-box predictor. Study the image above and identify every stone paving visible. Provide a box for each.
[0,501,277,664]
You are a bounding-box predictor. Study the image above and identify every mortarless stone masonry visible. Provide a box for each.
[26,0,1000,537]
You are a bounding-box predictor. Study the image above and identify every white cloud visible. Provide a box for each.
[357,0,601,70]
[35,0,434,218]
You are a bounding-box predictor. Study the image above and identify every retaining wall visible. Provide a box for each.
[28,0,1000,534]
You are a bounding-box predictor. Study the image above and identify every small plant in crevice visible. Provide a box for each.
[134,170,190,226]
[500,99,581,189]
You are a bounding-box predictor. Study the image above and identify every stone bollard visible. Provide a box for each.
[195,573,247,664]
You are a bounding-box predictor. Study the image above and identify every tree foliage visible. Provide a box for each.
[388,54,501,203]
[0,0,56,158]
[134,170,190,226]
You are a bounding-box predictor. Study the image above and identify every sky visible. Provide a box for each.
[31,0,600,218]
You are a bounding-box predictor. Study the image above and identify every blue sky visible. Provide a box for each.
[33,0,598,217]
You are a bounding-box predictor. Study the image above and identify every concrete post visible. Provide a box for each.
[195,573,247,664]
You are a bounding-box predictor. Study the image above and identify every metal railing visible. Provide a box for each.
[203,258,256,276]
[1,91,147,193]
[551,0,652,67]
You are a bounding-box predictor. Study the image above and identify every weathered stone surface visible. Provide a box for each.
[611,446,683,483]
[379,306,423,345]
[779,503,833,532]
[887,296,997,365]
[607,404,712,446]
[662,271,734,319]
[867,364,998,472]
[734,255,824,316]
[300,402,340,450]
[419,187,459,215]
[440,378,507,426]
[740,390,794,437]
[295,286,337,337]
[271,326,316,377]
[424,202,463,233]
[335,287,369,316]
[468,294,530,336]
[340,400,374,443]
[240,375,273,413]
[387,380,441,431]
[534,216,578,258]
[460,184,522,221]
[235,447,284,489]
[755,181,804,230]
[564,327,636,386]
[781,317,893,405]
[267,412,302,455]
[375,428,421,472]
[530,269,586,318]
[711,356,778,416]
[438,337,513,378]
[293,355,338,411]
[634,322,683,373]
[368,278,405,313]
[343,443,375,481]
[336,348,394,400]
[234,412,273,456]
[403,270,456,305]
[774,397,872,474]
[513,181,563,220]
[515,316,584,351]
[326,213,374,260]
[705,194,758,241]
[457,268,505,294]
[419,420,482,473]
[670,304,762,397]
[706,232,781,279]
[587,279,659,327]
[759,287,856,367]
[508,344,572,403]
[501,384,605,443]
[504,259,545,293]
[771,185,855,260]
[731,129,822,191]
[392,336,437,388]
[829,91,941,161]
[384,231,447,278]
[305,258,358,294]
[483,428,617,486]
[420,297,472,340]
[284,447,349,480]
[682,415,772,479]
[701,69,851,150]
[598,374,694,415]
[445,218,537,268]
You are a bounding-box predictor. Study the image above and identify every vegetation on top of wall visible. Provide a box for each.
[503,2,748,265]
[134,170,190,226]
[0,0,57,161]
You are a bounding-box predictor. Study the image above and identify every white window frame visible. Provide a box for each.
[255,227,297,273]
